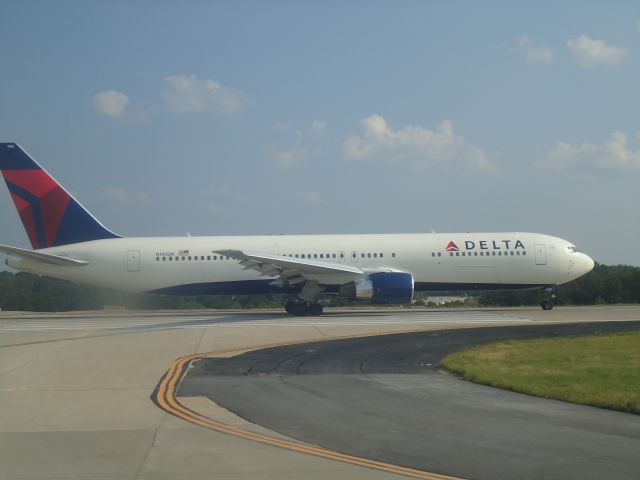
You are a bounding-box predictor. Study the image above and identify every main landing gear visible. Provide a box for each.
[541,285,557,310]
[284,300,324,316]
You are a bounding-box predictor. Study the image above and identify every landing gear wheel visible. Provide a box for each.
[541,285,557,311]
[284,301,295,314]
[290,302,307,316]
[307,303,323,316]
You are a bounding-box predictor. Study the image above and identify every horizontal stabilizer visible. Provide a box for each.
[0,243,89,267]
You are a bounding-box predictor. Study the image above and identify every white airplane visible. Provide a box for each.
[0,143,594,314]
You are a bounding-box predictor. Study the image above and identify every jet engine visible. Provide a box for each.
[340,272,414,304]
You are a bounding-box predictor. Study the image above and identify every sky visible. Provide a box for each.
[0,1,638,266]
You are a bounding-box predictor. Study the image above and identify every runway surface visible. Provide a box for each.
[181,321,640,480]
[1,306,639,480]
[0,308,535,332]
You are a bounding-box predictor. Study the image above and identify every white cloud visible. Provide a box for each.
[205,203,225,217]
[567,35,626,68]
[162,74,250,113]
[311,120,327,134]
[343,115,495,172]
[91,90,129,117]
[517,36,554,64]
[302,191,323,204]
[273,150,306,168]
[99,186,150,205]
[538,131,640,171]
[209,185,232,196]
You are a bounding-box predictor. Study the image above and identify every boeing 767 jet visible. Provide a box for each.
[0,143,594,314]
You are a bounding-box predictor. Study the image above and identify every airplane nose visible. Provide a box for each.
[582,254,595,274]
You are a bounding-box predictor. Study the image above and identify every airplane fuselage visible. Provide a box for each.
[7,232,595,296]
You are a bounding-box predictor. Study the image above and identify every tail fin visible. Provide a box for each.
[0,143,120,249]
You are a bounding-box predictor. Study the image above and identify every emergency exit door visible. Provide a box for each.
[127,250,140,272]
[534,244,547,265]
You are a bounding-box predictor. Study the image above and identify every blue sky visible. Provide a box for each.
[1,1,638,265]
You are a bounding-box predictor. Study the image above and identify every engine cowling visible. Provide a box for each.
[340,272,414,304]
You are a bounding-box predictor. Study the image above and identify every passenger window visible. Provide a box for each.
[302,254,305,258]
[320,254,324,258]
[332,254,336,258]
[437,253,441,257]
[432,253,435,257]
[367,253,371,258]
[380,253,384,258]
[169,257,173,261]
[456,252,460,256]
[361,253,365,258]
[182,256,186,261]
[156,257,159,261]
[374,253,377,258]
[523,251,527,256]
[392,253,396,258]
[161,257,165,261]
[340,253,344,258]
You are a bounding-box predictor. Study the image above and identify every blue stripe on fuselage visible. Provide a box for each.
[147,280,546,297]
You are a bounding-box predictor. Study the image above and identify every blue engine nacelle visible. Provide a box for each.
[340,272,414,304]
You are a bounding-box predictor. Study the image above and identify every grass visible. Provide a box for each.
[440,331,640,414]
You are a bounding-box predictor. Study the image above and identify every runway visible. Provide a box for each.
[0,309,536,332]
[1,306,639,480]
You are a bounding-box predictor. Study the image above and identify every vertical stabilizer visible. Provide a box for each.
[0,143,120,249]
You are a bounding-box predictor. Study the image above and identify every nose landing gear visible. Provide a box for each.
[541,285,557,310]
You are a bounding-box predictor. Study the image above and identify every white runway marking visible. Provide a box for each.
[0,311,534,332]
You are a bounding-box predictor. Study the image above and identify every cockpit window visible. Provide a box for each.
[566,246,579,253]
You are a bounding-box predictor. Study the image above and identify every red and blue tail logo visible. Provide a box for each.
[0,143,120,249]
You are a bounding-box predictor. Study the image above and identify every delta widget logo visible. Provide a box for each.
[445,241,459,252]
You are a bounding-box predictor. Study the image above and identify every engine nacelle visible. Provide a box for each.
[340,272,414,304]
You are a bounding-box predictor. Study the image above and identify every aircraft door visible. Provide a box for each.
[127,250,140,272]
[534,244,547,265]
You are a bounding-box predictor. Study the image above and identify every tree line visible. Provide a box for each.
[0,263,638,312]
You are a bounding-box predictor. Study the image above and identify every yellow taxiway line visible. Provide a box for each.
[152,333,466,480]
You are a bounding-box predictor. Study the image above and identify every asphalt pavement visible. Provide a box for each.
[181,321,640,480]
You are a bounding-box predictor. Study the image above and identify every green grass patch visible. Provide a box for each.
[440,331,640,414]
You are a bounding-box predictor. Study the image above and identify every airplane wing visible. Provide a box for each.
[214,249,364,286]
[0,244,89,267]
